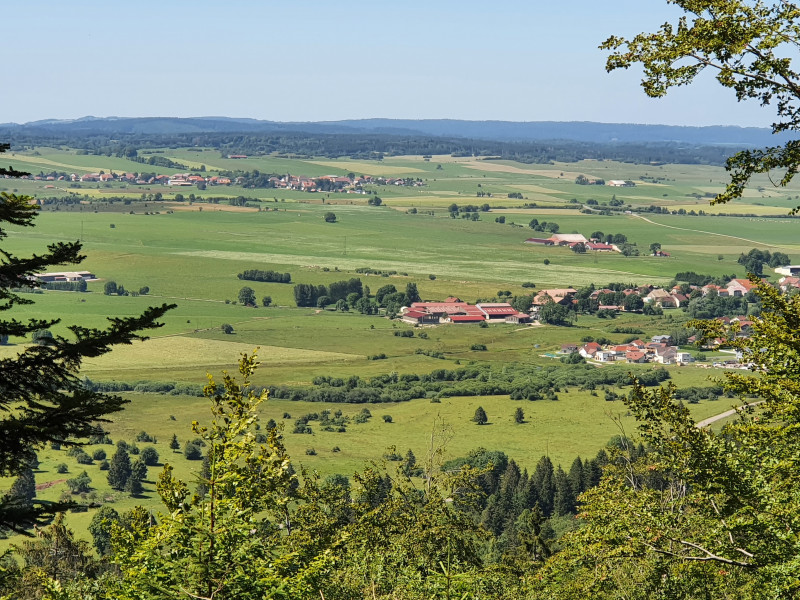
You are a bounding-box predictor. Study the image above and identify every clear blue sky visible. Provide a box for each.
[4,0,776,127]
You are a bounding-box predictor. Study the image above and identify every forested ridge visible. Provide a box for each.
[1,129,736,166]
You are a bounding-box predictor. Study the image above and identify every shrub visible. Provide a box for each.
[305,448,317,456]
[92,449,107,461]
[56,463,68,474]
[184,443,203,460]
[470,344,487,351]
[140,446,159,466]
[382,415,393,423]
[221,323,234,334]
[98,459,110,471]
[75,451,93,465]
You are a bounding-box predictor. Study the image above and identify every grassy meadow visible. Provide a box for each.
[1,146,794,542]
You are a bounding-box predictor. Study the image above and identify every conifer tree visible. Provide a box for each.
[0,145,174,532]
[472,406,488,425]
[107,444,131,491]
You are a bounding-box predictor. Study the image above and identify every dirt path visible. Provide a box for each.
[632,214,779,248]
[695,401,764,428]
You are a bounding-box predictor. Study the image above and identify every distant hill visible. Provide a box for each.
[0,116,791,146]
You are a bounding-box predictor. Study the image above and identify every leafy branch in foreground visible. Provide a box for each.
[601,1,800,211]
[538,277,800,598]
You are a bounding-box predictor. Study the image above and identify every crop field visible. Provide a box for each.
[1,146,794,541]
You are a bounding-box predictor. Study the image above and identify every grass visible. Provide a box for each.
[1,148,793,547]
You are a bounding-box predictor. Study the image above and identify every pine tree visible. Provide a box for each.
[552,466,574,516]
[531,456,555,516]
[169,433,180,450]
[8,467,36,508]
[514,407,525,424]
[472,406,488,425]
[0,145,174,532]
[567,457,585,498]
[107,444,131,491]
[130,458,147,482]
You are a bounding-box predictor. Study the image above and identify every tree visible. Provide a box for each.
[107,444,131,491]
[473,406,488,425]
[514,407,525,424]
[538,299,571,325]
[221,323,234,334]
[237,286,256,307]
[8,467,36,508]
[541,278,800,596]
[169,434,180,451]
[649,242,662,254]
[0,149,174,532]
[623,293,644,312]
[88,505,120,556]
[100,353,306,599]
[405,282,421,303]
[140,446,159,466]
[66,470,92,494]
[261,295,272,307]
[323,211,337,223]
[103,281,117,296]
[601,1,800,211]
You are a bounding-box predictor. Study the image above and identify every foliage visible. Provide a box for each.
[237,269,291,284]
[473,406,488,425]
[237,286,256,307]
[0,157,174,532]
[99,353,306,599]
[541,277,800,597]
[601,1,800,212]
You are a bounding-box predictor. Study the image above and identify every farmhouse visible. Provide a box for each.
[401,310,439,325]
[606,180,635,187]
[774,265,800,276]
[476,303,518,321]
[35,271,98,283]
[727,278,758,297]
[549,233,588,245]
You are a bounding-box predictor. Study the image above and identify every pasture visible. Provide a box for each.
[2,147,795,542]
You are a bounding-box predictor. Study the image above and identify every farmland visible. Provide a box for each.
[1,146,796,537]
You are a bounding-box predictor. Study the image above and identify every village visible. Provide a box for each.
[18,169,424,193]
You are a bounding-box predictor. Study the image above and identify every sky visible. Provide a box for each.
[3,0,778,128]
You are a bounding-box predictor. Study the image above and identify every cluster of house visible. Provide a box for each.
[401,298,531,325]
[524,233,619,253]
[528,277,769,314]
[268,174,424,192]
[561,336,694,365]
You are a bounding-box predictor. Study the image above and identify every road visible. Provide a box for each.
[695,401,764,428]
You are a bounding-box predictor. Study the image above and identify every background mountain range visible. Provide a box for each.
[0,117,790,146]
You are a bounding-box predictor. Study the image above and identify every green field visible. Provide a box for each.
[1,147,790,543]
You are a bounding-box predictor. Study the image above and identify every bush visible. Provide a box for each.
[184,443,203,460]
[98,459,110,471]
[136,431,154,443]
[140,446,159,466]
[75,451,93,465]
[382,415,393,423]
[221,323,234,334]
[56,463,68,474]
[305,448,317,456]
[92,449,107,461]
[470,344,487,351]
